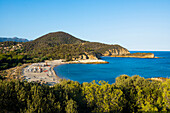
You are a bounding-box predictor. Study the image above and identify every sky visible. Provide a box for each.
[0,0,170,51]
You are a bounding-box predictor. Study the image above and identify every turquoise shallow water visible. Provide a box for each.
[54,51,170,84]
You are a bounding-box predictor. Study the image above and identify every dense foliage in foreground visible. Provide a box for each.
[0,75,170,113]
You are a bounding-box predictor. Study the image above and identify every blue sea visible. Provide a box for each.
[54,51,170,84]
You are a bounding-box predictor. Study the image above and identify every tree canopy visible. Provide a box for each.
[0,75,169,113]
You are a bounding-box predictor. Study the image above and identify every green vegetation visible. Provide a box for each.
[23,31,129,61]
[0,75,169,112]
[23,31,85,51]
[0,41,30,70]
[0,49,35,70]
[0,51,33,70]
[82,42,128,54]
[0,31,129,70]
[25,43,94,61]
[0,41,46,70]
[0,41,23,47]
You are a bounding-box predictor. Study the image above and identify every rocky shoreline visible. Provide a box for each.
[74,50,158,60]
[110,53,158,58]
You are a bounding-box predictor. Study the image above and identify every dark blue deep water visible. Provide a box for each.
[54,51,170,84]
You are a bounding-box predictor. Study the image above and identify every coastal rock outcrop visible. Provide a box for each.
[72,52,99,60]
[111,53,155,58]
[103,48,130,56]
[87,55,98,60]
[79,54,88,60]
[141,53,154,58]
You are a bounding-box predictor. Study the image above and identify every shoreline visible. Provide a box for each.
[22,58,168,85]
[51,63,61,80]
[67,59,109,64]
[50,61,69,79]
[108,52,159,58]
[110,55,159,58]
[22,59,108,86]
[22,60,64,86]
[3,58,167,86]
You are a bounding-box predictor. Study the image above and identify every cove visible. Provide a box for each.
[54,51,170,84]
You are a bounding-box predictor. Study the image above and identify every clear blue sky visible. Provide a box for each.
[0,0,170,51]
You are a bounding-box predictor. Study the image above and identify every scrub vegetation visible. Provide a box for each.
[0,31,129,70]
[0,75,169,112]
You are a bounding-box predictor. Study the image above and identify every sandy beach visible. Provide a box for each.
[22,60,63,86]
[67,59,109,64]
[22,59,108,86]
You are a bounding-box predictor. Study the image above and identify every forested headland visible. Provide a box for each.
[0,75,170,112]
[23,31,129,61]
[0,31,129,70]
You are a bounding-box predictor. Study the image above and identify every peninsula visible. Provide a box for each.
[23,31,156,60]
[110,52,157,58]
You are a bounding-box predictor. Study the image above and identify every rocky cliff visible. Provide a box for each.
[72,52,100,60]
[82,42,130,57]
[103,48,130,56]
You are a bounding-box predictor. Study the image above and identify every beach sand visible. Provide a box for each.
[67,59,109,64]
[22,60,63,86]
[22,59,108,86]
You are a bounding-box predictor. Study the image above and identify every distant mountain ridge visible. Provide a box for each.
[23,31,130,60]
[0,37,29,42]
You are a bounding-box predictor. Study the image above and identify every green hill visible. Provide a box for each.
[23,31,130,61]
[24,31,85,51]
[0,31,129,69]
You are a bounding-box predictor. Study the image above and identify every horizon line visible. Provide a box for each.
[129,49,170,51]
